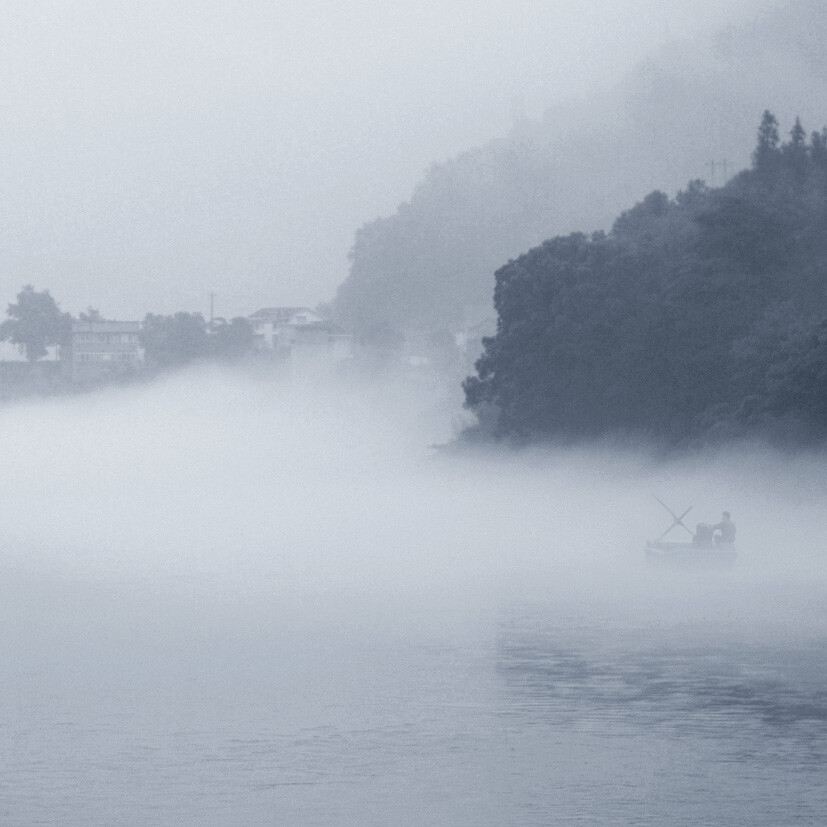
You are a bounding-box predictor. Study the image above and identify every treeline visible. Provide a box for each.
[140,313,253,369]
[464,113,827,446]
[0,290,255,370]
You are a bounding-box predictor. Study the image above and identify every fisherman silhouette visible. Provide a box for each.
[712,511,736,545]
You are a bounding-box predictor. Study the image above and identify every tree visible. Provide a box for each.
[209,317,254,361]
[790,116,806,147]
[763,318,827,439]
[140,312,210,369]
[463,111,827,446]
[0,285,71,361]
[753,110,780,171]
[79,307,104,322]
[783,116,810,174]
[811,128,827,166]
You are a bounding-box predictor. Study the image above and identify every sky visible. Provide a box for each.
[0,0,766,321]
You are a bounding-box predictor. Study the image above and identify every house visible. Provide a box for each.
[248,307,323,352]
[65,320,143,383]
[248,307,352,363]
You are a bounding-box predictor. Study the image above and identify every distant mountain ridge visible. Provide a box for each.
[333,1,827,339]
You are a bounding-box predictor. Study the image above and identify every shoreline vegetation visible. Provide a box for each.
[0,303,258,400]
[3,113,826,454]
[463,113,827,449]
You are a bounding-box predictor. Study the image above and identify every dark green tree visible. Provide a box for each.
[763,318,827,438]
[790,116,807,147]
[209,317,254,361]
[783,116,810,174]
[141,312,210,370]
[811,128,827,166]
[0,285,71,361]
[78,307,104,322]
[753,110,780,171]
[464,112,827,446]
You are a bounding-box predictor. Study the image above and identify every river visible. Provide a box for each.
[0,371,825,823]
[1,564,825,825]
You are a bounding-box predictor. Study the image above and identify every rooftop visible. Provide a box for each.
[72,321,141,334]
[249,307,315,323]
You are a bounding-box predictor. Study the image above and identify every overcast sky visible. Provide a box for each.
[0,0,765,320]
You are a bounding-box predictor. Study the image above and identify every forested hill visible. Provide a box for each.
[332,2,827,340]
[463,113,827,446]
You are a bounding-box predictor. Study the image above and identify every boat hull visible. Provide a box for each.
[645,541,737,569]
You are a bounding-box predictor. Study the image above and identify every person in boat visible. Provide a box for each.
[692,522,715,548]
[712,511,736,545]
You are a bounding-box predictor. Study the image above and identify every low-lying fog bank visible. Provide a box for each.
[1,367,825,636]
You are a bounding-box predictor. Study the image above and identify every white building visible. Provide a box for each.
[248,307,352,363]
[65,320,144,383]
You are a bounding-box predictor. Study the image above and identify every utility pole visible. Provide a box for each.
[209,292,215,332]
[706,159,730,184]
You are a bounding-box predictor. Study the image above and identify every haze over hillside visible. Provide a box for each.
[334,1,827,337]
[0,0,761,320]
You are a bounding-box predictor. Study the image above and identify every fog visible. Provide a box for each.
[3,372,826,821]
[3,369,824,624]
[0,0,766,318]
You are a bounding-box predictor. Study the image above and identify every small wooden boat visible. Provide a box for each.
[645,539,737,569]
[646,497,737,569]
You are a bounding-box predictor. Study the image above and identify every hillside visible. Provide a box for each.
[332,2,827,340]
[463,113,827,446]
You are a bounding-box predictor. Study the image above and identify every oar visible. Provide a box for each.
[653,496,694,541]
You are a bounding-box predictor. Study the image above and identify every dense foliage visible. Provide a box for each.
[141,313,254,370]
[464,113,827,446]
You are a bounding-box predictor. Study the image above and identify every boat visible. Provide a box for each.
[645,498,737,569]
[645,539,737,569]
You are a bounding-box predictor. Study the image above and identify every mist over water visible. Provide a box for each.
[4,368,824,602]
[2,371,826,823]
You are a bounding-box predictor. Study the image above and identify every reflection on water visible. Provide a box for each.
[1,574,826,826]
[498,623,827,734]
[495,612,827,825]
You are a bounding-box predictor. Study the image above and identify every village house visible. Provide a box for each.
[64,320,144,383]
[247,307,352,363]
